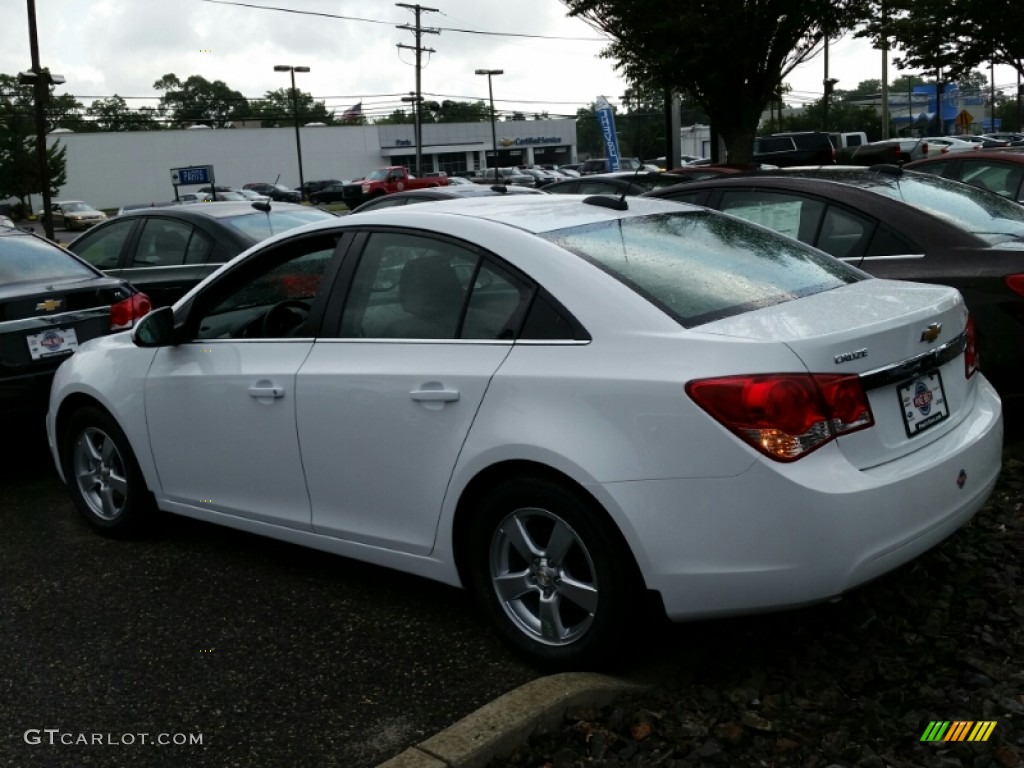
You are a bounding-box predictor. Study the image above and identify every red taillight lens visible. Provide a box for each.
[1005,274,1024,297]
[921,142,928,155]
[964,314,979,378]
[110,293,152,331]
[686,373,874,462]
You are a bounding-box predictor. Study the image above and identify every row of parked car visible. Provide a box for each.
[9,159,1007,670]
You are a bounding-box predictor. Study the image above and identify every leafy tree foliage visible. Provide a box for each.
[375,109,415,125]
[152,73,248,128]
[561,0,865,162]
[85,96,161,131]
[0,74,68,210]
[420,99,490,123]
[248,88,335,127]
[859,0,1023,81]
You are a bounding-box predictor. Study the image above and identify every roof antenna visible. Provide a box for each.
[582,147,647,211]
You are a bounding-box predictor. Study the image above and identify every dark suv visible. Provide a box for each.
[752,132,835,167]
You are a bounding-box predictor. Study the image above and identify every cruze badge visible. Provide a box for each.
[834,348,868,365]
[920,322,942,343]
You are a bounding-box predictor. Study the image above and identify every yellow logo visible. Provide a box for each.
[499,137,515,147]
[36,299,63,312]
[920,322,942,343]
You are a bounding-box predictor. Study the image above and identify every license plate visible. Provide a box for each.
[898,371,949,437]
[26,327,79,360]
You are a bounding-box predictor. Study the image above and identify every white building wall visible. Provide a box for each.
[41,119,578,210]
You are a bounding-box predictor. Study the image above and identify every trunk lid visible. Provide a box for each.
[698,279,974,469]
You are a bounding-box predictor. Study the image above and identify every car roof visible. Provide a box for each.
[333,193,697,235]
[907,148,1024,165]
[118,201,308,220]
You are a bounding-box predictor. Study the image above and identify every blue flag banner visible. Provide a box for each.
[595,96,621,172]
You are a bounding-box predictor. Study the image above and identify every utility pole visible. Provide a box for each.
[880,0,890,139]
[396,3,438,177]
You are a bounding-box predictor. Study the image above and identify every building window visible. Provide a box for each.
[436,152,469,176]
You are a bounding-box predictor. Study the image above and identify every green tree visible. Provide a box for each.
[859,0,1023,82]
[575,103,603,158]
[375,109,415,125]
[0,74,68,212]
[420,99,490,123]
[153,73,248,128]
[248,87,335,127]
[561,0,866,162]
[85,95,161,131]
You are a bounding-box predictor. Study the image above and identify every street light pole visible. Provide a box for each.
[21,0,65,241]
[274,64,309,199]
[475,69,503,175]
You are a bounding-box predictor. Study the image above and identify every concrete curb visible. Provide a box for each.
[376,672,648,768]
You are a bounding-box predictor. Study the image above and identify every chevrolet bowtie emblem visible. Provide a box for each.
[920,322,942,343]
[36,298,63,312]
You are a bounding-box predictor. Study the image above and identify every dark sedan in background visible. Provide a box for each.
[542,171,692,197]
[644,166,1024,395]
[350,183,545,213]
[1,227,150,419]
[66,202,335,307]
[906,149,1024,204]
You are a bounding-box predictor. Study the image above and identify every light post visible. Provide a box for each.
[274,65,309,199]
[475,69,503,176]
[21,0,65,241]
[401,92,423,174]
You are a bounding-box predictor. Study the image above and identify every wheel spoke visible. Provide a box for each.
[555,574,598,614]
[493,570,535,603]
[80,434,102,463]
[544,519,576,564]
[538,593,567,642]
[100,436,116,463]
[108,472,128,498]
[503,514,543,561]
[100,485,119,518]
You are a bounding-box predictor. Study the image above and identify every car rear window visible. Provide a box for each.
[0,234,97,283]
[220,208,336,241]
[869,172,1024,243]
[542,210,862,327]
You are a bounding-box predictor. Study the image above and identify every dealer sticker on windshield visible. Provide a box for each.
[899,371,949,437]
[26,327,79,360]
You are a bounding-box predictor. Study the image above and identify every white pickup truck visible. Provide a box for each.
[835,137,930,165]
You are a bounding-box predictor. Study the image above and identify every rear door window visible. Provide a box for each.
[68,219,135,270]
[718,189,824,241]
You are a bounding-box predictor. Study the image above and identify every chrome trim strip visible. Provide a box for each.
[0,306,111,334]
[309,338,516,346]
[857,254,926,261]
[859,330,967,391]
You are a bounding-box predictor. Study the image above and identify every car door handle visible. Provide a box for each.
[248,384,285,399]
[409,388,460,403]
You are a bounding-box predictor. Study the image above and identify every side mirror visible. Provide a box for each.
[132,305,175,347]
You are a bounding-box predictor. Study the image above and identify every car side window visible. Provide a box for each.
[662,190,703,206]
[184,228,214,264]
[69,219,135,270]
[718,190,824,243]
[815,206,873,259]
[865,224,916,257]
[133,219,193,267]
[912,159,950,177]
[360,197,408,212]
[194,234,340,340]
[577,181,617,195]
[338,232,528,340]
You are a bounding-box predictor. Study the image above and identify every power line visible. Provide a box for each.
[199,0,606,41]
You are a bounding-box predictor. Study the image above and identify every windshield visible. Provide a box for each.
[543,210,862,327]
[869,171,1024,243]
[366,169,390,181]
[62,202,92,212]
[221,208,336,241]
[0,233,97,283]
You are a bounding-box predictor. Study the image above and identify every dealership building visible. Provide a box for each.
[37,119,578,210]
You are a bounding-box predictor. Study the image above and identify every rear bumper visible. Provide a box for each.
[598,376,1003,620]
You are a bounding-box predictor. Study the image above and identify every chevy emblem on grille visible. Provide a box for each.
[36,298,63,312]
[920,322,942,343]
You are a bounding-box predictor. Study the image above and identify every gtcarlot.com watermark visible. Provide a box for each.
[24,729,203,747]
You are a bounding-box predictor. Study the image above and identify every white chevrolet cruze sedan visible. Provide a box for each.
[47,195,1003,669]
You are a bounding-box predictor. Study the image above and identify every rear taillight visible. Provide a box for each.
[1005,274,1024,297]
[964,314,979,378]
[920,142,928,156]
[110,293,152,331]
[686,373,874,462]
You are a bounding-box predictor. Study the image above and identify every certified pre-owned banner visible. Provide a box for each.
[594,96,621,172]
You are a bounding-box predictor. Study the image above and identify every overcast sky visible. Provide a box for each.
[2,1,1019,121]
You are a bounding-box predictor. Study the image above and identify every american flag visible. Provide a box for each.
[341,102,363,121]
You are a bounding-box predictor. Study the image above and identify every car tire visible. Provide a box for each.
[62,406,155,537]
[465,476,643,671]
